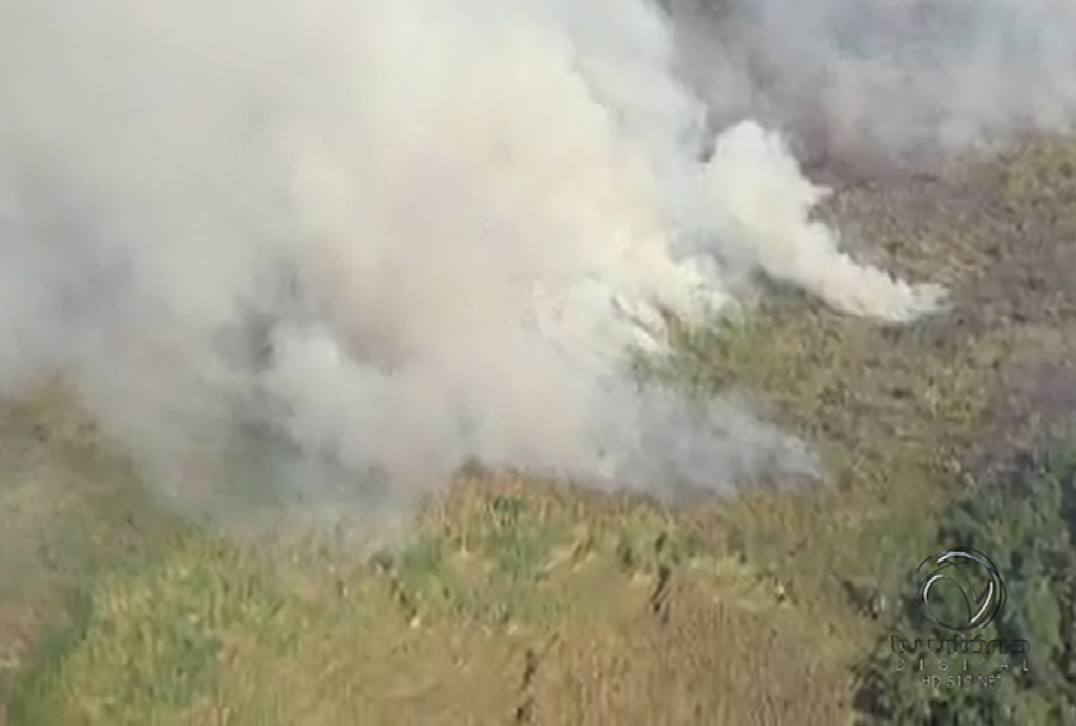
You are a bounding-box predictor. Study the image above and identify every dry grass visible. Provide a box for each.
[3,471,862,726]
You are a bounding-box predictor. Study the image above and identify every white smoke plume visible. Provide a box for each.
[0,0,946,521]
[665,0,1076,168]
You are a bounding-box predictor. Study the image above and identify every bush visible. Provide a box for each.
[853,446,1076,725]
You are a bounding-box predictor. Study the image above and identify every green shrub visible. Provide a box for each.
[854,446,1076,725]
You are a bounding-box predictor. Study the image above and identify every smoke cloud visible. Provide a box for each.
[665,0,1076,169]
[0,0,956,522]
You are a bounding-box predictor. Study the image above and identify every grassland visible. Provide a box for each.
[3,135,1076,725]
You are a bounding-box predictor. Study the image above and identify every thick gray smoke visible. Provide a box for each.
[0,0,953,522]
[666,0,1076,169]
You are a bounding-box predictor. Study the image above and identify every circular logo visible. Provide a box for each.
[915,547,1006,631]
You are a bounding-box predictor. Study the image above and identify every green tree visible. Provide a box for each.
[854,446,1076,725]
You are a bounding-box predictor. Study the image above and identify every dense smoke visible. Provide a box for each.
[0,0,967,522]
[666,0,1076,169]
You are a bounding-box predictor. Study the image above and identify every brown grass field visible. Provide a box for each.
[2,135,1076,725]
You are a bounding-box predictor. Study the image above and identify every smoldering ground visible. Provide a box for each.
[9,0,1052,530]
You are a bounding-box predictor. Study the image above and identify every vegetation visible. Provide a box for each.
[5,135,1076,723]
[855,445,1076,725]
